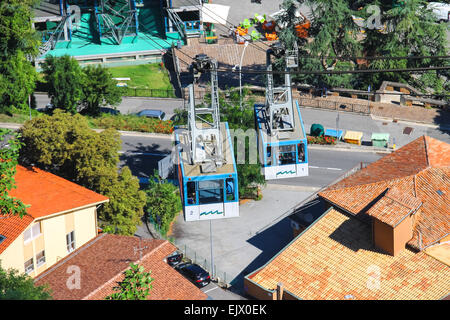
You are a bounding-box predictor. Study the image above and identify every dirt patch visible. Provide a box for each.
[239,199,254,205]
[167,211,183,237]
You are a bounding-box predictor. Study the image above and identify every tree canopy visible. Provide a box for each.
[278,0,449,92]
[0,265,52,300]
[0,129,28,217]
[41,55,84,114]
[0,0,39,112]
[144,171,182,236]
[105,263,153,300]
[18,110,146,235]
[80,64,122,116]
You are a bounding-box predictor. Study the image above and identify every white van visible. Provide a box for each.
[427,2,450,22]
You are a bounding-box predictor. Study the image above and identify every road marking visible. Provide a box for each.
[203,286,219,294]
[118,151,171,156]
[309,166,342,171]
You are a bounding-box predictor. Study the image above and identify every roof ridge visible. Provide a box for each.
[320,173,415,195]
[82,239,168,300]
[423,135,430,167]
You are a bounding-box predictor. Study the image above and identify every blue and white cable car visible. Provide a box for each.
[175,55,239,221]
[255,42,309,180]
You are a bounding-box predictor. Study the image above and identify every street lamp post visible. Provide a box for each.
[239,41,249,110]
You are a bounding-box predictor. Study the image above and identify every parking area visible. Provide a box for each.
[170,185,313,294]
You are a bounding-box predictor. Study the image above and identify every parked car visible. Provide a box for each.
[427,2,450,22]
[136,109,166,120]
[99,107,120,115]
[175,262,211,287]
[166,252,183,267]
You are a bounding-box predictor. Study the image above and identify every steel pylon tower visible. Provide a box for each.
[265,41,299,136]
[187,54,224,171]
[96,0,138,44]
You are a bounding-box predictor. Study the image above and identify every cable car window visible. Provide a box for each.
[297,143,305,162]
[278,145,296,165]
[198,180,223,204]
[266,146,272,166]
[187,181,196,205]
[225,178,235,201]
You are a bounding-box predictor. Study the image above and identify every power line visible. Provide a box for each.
[214,65,450,75]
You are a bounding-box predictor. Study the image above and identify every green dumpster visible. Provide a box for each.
[310,124,324,137]
[371,133,390,148]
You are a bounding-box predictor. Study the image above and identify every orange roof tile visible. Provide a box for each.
[0,214,34,255]
[367,188,422,227]
[247,208,450,300]
[319,136,450,249]
[9,165,109,219]
[1,165,109,254]
[34,234,208,300]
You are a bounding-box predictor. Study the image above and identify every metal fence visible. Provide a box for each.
[122,87,177,98]
[297,97,371,115]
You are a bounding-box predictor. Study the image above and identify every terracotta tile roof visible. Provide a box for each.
[10,165,109,219]
[0,214,34,255]
[319,136,450,249]
[247,208,450,300]
[424,136,450,167]
[366,188,422,227]
[0,166,109,254]
[34,234,208,300]
[174,40,268,73]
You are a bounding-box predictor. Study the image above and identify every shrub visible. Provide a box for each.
[90,114,174,134]
[307,135,337,145]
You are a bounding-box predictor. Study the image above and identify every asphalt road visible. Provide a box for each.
[34,93,184,120]
[119,134,383,188]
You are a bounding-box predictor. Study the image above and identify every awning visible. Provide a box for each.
[202,4,230,25]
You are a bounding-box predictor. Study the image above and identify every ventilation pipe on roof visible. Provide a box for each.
[276,282,284,300]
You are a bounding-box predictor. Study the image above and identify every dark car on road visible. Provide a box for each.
[166,252,183,267]
[136,109,165,120]
[175,263,211,287]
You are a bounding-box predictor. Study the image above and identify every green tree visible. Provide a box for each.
[0,0,39,112]
[358,0,449,92]
[105,263,153,300]
[144,171,182,236]
[0,0,40,59]
[99,167,146,236]
[19,110,146,235]
[286,0,449,92]
[80,65,122,116]
[41,55,84,114]
[0,129,28,217]
[0,265,52,300]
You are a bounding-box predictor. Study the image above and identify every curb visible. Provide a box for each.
[264,184,321,192]
[93,128,173,139]
[308,144,392,154]
[0,123,173,139]
[370,115,450,131]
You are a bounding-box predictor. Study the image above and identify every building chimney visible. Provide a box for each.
[276,282,284,300]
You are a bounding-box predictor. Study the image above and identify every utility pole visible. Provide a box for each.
[28,95,32,120]
[239,41,249,110]
[336,112,340,142]
[210,219,214,279]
